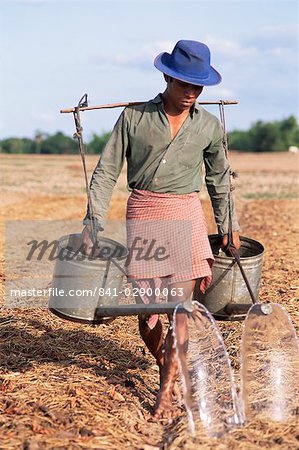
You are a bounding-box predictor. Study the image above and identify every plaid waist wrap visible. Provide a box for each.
[125,189,214,290]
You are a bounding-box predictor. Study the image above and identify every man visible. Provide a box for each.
[82,40,240,419]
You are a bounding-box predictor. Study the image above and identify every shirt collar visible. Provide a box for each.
[151,93,199,117]
[151,93,163,104]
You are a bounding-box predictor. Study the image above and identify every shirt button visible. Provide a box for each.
[162,159,166,164]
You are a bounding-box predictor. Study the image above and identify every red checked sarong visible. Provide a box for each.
[125,189,214,328]
[126,189,214,284]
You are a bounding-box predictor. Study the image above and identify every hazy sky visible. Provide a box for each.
[0,0,298,140]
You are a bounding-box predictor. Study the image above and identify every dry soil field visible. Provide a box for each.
[0,152,298,449]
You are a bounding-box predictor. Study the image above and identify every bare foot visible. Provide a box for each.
[154,389,179,419]
[158,367,181,403]
[154,376,182,419]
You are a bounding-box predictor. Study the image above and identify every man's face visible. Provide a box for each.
[166,78,204,111]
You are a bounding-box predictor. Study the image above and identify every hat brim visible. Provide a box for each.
[154,52,222,86]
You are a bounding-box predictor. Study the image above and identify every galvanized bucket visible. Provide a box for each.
[193,235,264,321]
[49,234,128,324]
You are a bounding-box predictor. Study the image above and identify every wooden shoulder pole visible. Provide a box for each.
[60,100,238,114]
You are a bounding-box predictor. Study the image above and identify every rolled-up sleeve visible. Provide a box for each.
[83,109,129,230]
[204,121,240,235]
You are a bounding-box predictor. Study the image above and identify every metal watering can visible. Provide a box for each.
[194,234,264,320]
[49,232,186,324]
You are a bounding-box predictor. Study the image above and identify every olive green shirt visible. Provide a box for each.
[84,93,239,235]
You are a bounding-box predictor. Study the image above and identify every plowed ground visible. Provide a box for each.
[0,152,298,450]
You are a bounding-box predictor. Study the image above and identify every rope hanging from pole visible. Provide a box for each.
[218,104,258,305]
[72,95,97,243]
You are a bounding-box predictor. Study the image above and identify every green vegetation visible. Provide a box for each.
[87,132,112,154]
[228,116,299,152]
[0,132,80,155]
[0,116,297,154]
[0,131,112,155]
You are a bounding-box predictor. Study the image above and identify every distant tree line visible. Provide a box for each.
[0,116,298,154]
[227,116,298,152]
[0,131,112,155]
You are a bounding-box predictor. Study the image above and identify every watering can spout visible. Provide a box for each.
[225,303,252,316]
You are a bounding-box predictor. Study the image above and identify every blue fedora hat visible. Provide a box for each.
[154,40,222,86]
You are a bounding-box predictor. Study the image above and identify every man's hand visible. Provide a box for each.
[221,231,241,250]
[81,225,94,256]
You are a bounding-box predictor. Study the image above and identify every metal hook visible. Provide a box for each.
[78,93,88,109]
